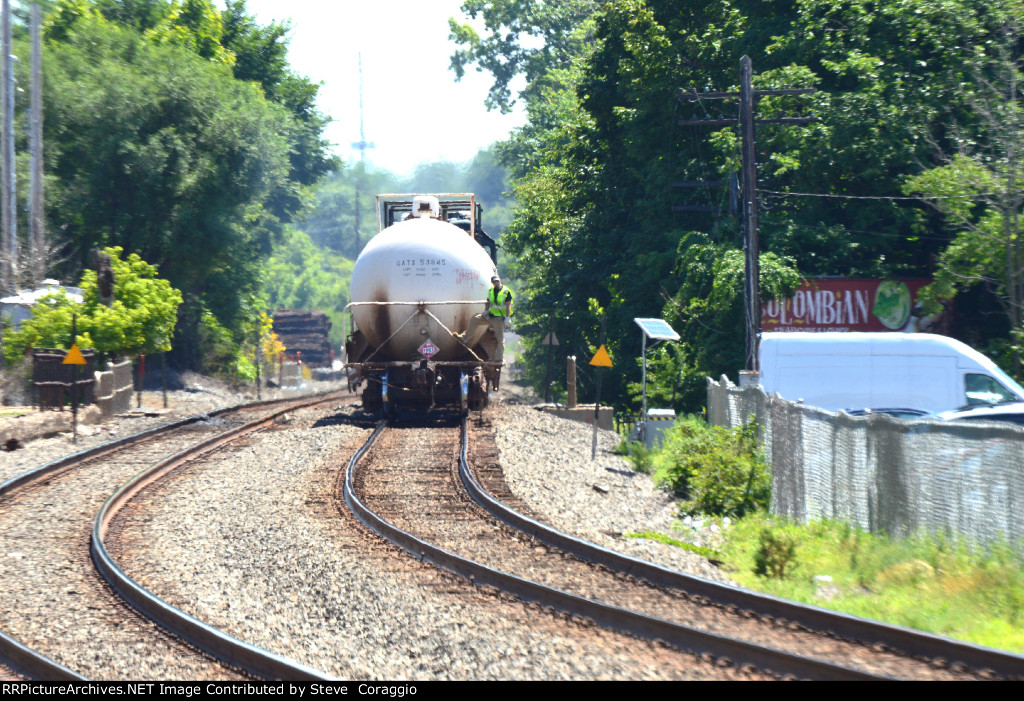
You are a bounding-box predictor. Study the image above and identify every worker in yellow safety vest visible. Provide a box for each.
[459,275,513,391]
[487,275,513,320]
[484,275,512,369]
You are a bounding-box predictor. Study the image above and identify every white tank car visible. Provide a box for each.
[349,215,497,361]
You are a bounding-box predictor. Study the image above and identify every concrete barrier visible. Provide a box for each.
[95,360,134,419]
[535,404,614,431]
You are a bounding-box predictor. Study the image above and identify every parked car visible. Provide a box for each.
[843,408,929,419]
[932,402,1024,427]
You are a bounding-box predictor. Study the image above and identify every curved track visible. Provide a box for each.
[0,393,343,681]
[345,417,891,680]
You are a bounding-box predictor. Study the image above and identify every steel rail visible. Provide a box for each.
[0,630,84,682]
[92,393,343,681]
[343,419,885,681]
[0,390,344,681]
[458,421,1024,679]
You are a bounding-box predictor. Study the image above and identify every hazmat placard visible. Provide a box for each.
[418,339,440,358]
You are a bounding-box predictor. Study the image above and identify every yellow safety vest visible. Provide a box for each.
[488,287,513,317]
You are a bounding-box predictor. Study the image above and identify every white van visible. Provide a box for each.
[758,332,1024,414]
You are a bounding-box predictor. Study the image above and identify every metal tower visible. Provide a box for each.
[350,52,374,255]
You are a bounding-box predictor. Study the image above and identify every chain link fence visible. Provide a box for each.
[708,376,1024,550]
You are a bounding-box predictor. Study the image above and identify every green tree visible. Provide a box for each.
[219,0,340,224]
[262,228,354,348]
[42,11,292,367]
[36,1,338,373]
[466,0,1024,409]
[904,3,1024,372]
[144,0,233,63]
[5,246,182,362]
[449,0,598,113]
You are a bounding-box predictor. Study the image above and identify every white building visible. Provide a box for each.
[1,279,84,330]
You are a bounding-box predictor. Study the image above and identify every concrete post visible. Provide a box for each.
[567,355,577,408]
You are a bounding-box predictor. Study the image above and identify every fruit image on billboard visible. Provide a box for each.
[872,281,913,330]
[762,279,932,333]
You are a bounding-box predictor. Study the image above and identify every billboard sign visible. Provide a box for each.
[762,279,932,333]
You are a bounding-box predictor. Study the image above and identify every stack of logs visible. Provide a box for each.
[272,309,333,367]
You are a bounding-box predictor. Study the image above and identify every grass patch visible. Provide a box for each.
[617,412,1024,652]
[718,513,1024,653]
[624,531,724,561]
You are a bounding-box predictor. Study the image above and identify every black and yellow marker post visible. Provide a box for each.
[62,314,88,444]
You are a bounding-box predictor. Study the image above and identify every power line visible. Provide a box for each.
[760,189,976,202]
[772,221,952,241]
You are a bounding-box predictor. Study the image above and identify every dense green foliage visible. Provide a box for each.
[5,246,181,362]
[262,229,354,349]
[451,0,1024,413]
[650,415,770,518]
[1,1,337,375]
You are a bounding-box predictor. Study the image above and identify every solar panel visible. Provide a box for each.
[634,317,680,341]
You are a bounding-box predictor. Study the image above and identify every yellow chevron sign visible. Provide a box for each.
[62,344,87,366]
[589,344,613,368]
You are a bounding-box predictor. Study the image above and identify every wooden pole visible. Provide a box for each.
[543,315,554,403]
[29,4,43,284]
[592,316,606,461]
[255,327,262,400]
[1,0,14,292]
[740,55,761,373]
[137,354,145,408]
[566,355,577,408]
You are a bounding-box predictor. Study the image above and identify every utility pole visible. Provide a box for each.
[739,56,760,376]
[678,56,816,374]
[25,5,43,285]
[1,0,14,293]
[351,53,374,256]
[28,3,42,285]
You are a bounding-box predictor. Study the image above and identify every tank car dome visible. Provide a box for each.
[350,216,497,362]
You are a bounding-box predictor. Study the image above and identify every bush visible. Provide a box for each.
[624,440,654,474]
[754,528,798,579]
[4,247,182,364]
[654,415,770,517]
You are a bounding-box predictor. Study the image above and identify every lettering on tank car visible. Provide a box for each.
[455,268,477,285]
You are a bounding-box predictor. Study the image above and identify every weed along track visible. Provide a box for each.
[346,412,1018,680]
[0,393,345,681]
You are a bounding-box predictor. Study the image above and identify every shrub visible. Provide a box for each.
[654,415,770,517]
[754,528,798,579]
[624,440,654,474]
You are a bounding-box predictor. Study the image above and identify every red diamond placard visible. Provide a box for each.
[418,339,440,358]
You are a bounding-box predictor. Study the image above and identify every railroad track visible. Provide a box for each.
[114,401,743,680]
[345,414,1024,680]
[465,415,1024,680]
[0,392,345,681]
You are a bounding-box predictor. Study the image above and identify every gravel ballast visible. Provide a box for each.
[2,373,747,679]
[491,386,735,585]
[113,403,744,680]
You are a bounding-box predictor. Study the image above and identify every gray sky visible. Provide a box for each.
[235,0,526,176]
